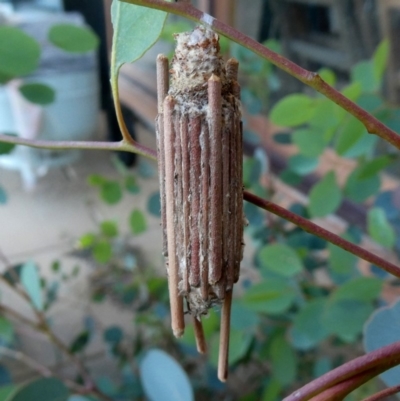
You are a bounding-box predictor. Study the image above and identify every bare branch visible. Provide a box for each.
[244,190,400,279]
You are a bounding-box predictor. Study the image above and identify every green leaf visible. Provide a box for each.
[290,299,329,350]
[288,154,319,176]
[308,172,342,217]
[125,175,140,194]
[101,181,122,205]
[344,167,380,203]
[356,156,392,179]
[147,191,161,217]
[341,82,362,102]
[367,207,395,248]
[49,24,99,53]
[18,83,55,105]
[322,299,373,343]
[0,27,40,78]
[351,60,379,93]
[93,240,112,263]
[310,100,340,132]
[335,117,366,156]
[328,242,357,275]
[110,0,167,112]
[7,378,68,401]
[0,317,14,344]
[332,277,382,302]
[242,279,296,314]
[259,243,303,277]
[78,233,96,248]
[69,330,90,354]
[20,261,43,311]
[269,94,315,127]
[0,134,17,155]
[243,157,262,187]
[0,385,15,400]
[87,174,107,187]
[292,128,326,158]
[103,326,123,344]
[129,209,147,235]
[100,221,118,238]
[373,39,389,82]
[269,334,297,385]
[318,68,336,86]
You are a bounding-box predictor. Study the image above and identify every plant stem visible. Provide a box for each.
[283,341,400,401]
[0,346,84,392]
[0,135,156,160]
[362,384,400,401]
[120,0,400,151]
[243,191,400,278]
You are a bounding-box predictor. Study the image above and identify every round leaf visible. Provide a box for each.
[139,349,194,401]
[322,299,373,343]
[288,154,319,176]
[129,209,147,235]
[332,277,382,302]
[364,299,400,387]
[328,242,356,275]
[93,240,112,264]
[344,167,380,203]
[101,181,122,205]
[270,94,315,127]
[147,191,161,217]
[19,83,55,105]
[7,378,68,401]
[292,128,326,158]
[269,334,297,385]
[242,279,296,314]
[0,27,40,78]
[318,68,336,86]
[259,243,303,277]
[100,221,118,238]
[49,24,99,53]
[367,207,395,248]
[335,117,366,156]
[308,172,342,217]
[290,299,329,350]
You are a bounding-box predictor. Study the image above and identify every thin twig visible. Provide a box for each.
[243,191,400,279]
[120,0,400,151]
[362,384,400,401]
[0,135,156,160]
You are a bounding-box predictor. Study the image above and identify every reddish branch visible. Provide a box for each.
[121,0,400,151]
[244,191,400,279]
[283,341,400,401]
[362,385,400,401]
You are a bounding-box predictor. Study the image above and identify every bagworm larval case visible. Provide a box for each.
[156,26,244,381]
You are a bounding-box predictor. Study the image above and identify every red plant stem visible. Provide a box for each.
[283,341,400,401]
[121,0,400,151]
[244,190,400,279]
[362,385,400,401]
[308,369,379,401]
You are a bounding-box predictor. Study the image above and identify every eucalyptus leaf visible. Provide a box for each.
[308,172,342,217]
[49,24,99,53]
[21,261,43,310]
[19,83,55,105]
[7,378,68,401]
[139,349,194,401]
[0,27,40,78]
[270,94,315,127]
